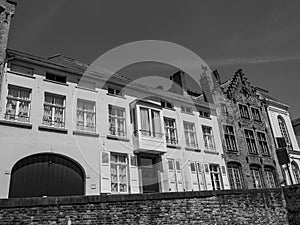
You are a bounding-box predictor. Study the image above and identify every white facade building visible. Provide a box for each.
[0,49,229,198]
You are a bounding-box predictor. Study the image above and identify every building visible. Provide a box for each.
[292,117,300,148]
[0,0,16,106]
[0,49,230,198]
[211,69,281,190]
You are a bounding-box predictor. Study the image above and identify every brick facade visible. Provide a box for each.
[0,0,16,112]
[0,188,290,224]
[212,69,282,189]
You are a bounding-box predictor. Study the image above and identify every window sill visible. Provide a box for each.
[106,93,126,99]
[8,70,35,79]
[166,144,181,149]
[261,154,271,158]
[38,125,68,134]
[226,150,239,155]
[76,85,97,92]
[106,134,129,142]
[185,147,201,152]
[0,119,32,129]
[43,79,69,86]
[73,130,99,137]
[204,150,219,155]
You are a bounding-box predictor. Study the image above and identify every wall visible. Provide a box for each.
[0,188,289,225]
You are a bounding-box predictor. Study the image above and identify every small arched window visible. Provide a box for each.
[291,161,300,184]
[278,116,292,149]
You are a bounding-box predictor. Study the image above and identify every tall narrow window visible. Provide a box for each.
[202,126,215,150]
[239,104,250,119]
[77,99,96,132]
[227,163,243,189]
[257,132,269,156]
[183,122,198,148]
[109,105,126,137]
[264,167,276,188]
[210,164,222,190]
[223,125,237,151]
[110,154,128,193]
[251,107,261,121]
[43,93,65,128]
[139,107,162,138]
[292,161,300,184]
[168,159,183,192]
[164,117,178,145]
[5,85,31,123]
[250,166,263,189]
[245,129,258,154]
[278,116,292,150]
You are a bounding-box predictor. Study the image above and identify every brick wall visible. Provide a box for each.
[283,184,300,225]
[0,188,289,225]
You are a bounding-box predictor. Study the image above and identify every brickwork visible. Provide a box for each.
[0,0,16,111]
[283,184,300,225]
[212,69,282,189]
[0,188,288,224]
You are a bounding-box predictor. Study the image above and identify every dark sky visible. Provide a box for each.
[8,0,300,119]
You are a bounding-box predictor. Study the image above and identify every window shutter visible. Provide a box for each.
[176,160,184,191]
[190,162,200,191]
[129,155,139,193]
[203,163,213,190]
[100,152,110,193]
[168,159,177,192]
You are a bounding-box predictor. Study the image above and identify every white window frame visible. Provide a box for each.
[109,105,126,137]
[183,121,198,148]
[245,129,258,154]
[139,107,162,138]
[42,93,66,128]
[227,163,243,189]
[223,125,237,152]
[110,153,128,194]
[202,125,215,150]
[5,85,31,123]
[264,168,276,188]
[250,166,263,189]
[76,99,96,132]
[257,131,270,156]
[164,117,178,145]
[210,164,222,190]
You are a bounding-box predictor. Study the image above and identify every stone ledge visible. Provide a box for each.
[0,187,284,209]
[0,120,32,129]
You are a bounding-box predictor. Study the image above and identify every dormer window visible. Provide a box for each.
[108,86,123,96]
[199,110,210,118]
[161,100,173,109]
[181,105,192,114]
[239,104,250,119]
[46,73,67,84]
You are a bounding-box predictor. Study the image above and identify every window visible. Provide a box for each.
[190,162,206,191]
[161,100,173,109]
[45,73,67,84]
[140,107,162,138]
[108,86,122,96]
[10,63,34,76]
[164,117,178,145]
[239,104,250,119]
[76,99,96,132]
[292,162,300,184]
[109,105,126,137]
[181,105,192,114]
[251,107,261,121]
[227,163,243,189]
[264,168,276,188]
[5,85,31,123]
[245,129,258,154]
[202,126,215,150]
[43,93,65,128]
[278,116,292,150]
[168,159,183,192]
[257,132,269,156]
[223,125,237,152]
[110,154,128,193]
[199,110,210,118]
[183,122,198,148]
[250,166,263,189]
[210,164,222,190]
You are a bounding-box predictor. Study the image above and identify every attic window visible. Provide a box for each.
[161,100,173,109]
[10,63,34,76]
[107,86,123,96]
[181,105,192,114]
[199,110,210,118]
[46,73,67,84]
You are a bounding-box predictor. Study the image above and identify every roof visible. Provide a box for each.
[292,117,300,126]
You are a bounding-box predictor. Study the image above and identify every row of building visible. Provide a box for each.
[0,0,299,199]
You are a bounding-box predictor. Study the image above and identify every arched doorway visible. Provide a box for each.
[9,153,85,198]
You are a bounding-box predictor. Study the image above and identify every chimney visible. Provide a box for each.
[212,70,221,84]
[169,71,187,95]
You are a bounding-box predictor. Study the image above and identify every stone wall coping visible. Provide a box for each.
[0,188,284,209]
